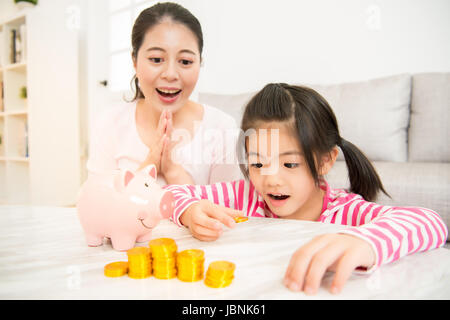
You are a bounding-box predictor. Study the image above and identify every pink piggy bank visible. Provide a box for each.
[76,165,174,251]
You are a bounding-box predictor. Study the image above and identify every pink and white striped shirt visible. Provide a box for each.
[164,179,448,271]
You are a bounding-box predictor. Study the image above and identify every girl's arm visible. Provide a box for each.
[333,199,449,270]
[163,179,250,227]
[284,199,448,295]
[164,180,253,241]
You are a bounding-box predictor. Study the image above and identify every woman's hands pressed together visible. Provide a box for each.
[283,233,376,295]
[139,109,170,173]
[138,110,193,184]
[180,200,243,241]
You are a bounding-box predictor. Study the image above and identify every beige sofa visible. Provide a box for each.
[198,73,450,238]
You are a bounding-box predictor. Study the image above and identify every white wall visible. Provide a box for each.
[177,0,450,94]
[3,0,450,96]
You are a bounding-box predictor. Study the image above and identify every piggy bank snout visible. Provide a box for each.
[159,191,174,219]
[137,211,148,220]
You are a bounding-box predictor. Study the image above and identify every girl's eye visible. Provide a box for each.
[250,163,263,169]
[144,183,149,187]
[149,57,163,63]
[180,59,193,66]
[284,163,299,169]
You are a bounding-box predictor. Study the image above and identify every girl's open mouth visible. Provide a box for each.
[267,193,290,207]
[156,88,182,103]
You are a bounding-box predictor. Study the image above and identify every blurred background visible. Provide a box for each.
[0,0,449,206]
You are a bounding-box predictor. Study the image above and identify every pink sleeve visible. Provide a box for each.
[336,199,448,272]
[163,180,252,227]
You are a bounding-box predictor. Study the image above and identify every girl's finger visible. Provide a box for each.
[195,234,220,242]
[302,243,345,295]
[204,202,238,228]
[284,235,330,292]
[193,211,223,231]
[330,250,361,294]
[192,223,222,239]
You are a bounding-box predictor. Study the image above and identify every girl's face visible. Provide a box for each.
[133,19,201,113]
[247,122,335,220]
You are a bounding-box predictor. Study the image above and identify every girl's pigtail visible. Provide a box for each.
[338,137,390,202]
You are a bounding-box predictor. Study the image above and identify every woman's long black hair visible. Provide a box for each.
[238,83,389,202]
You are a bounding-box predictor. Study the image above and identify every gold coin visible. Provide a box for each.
[127,247,152,279]
[149,238,177,249]
[208,261,235,272]
[204,260,235,288]
[204,277,234,288]
[149,238,178,280]
[127,246,150,256]
[177,249,204,260]
[104,261,128,277]
[234,216,248,223]
[176,249,205,282]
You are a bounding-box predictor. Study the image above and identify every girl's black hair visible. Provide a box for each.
[238,83,389,202]
[130,2,203,101]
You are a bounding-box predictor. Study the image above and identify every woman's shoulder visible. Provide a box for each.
[92,101,136,130]
[201,103,239,129]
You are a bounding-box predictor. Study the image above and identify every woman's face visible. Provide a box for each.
[134,19,201,113]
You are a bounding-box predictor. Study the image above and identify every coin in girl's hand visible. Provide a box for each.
[233,216,248,223]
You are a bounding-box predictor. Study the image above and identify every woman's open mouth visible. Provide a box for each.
[156,88,182,103]
[267,193,290,207]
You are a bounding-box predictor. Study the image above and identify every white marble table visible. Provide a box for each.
[0,205,449,300]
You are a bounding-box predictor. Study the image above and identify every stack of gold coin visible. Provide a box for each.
[149,238,177,279]
[127,247,152,279]
[177,249,205,282]
[104,261,128,278]
[204,261,235,288]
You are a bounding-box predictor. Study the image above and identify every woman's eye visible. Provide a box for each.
[149,57,163,63]
[180,59,193,66]
[250,163,263,169]
[284,163,299,169]
[144,183,149,187]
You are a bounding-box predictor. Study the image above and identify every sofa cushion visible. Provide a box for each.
[199,74,411,162]
[198,91,255,127]
[308,74,411,162]
[326,161,450,231]
[409,73,450,162]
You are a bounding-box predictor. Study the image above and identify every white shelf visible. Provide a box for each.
[0,8,81,206]
[4,61,27,71]
[0,156,30,162]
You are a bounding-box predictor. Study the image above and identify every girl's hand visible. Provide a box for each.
[138,110,170,172]
[180,200,243,241]
[283,233,376,295]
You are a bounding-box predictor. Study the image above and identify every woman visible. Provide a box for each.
[87,2,242,185]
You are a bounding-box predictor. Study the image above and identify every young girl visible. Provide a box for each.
[164,83,448,295]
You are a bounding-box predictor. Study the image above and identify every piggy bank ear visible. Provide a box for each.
[142,164,157,180]
[114,169,135,192]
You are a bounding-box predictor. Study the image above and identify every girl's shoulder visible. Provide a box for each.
[321,180,366,210]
